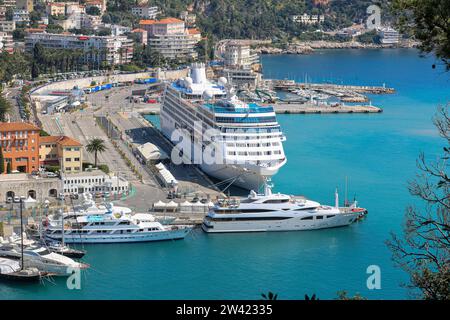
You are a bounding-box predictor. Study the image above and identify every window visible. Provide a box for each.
[65,158,71,162]
[74,158,80,161]
[316,216,324,220]
[301,216,313,220]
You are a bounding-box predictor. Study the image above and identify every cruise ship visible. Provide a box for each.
[160,63,287,191]
[202,183,367,233]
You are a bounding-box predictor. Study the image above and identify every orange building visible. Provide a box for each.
[0,122,41,174]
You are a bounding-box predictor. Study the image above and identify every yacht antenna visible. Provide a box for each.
[345,176,349,207]
[335,187,339,209]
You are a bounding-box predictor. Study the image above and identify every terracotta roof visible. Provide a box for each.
[139,18,183,25]
[25,28,46,33]
[0,122,40,132]
[187,28,201,35]
[131,28,147,33]
[39,136,82,147]
[139,19,156,25]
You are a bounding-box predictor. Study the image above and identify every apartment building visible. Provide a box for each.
[378,27,401,45]
[0,20,16,32]
[0,31,14,54]
[131,5,159,19]
[131,28,147,45]
[292,13,325,24]
[223,44,259,69]
[13,9,30,23]
[25,33,134,65]
[0,122,40,174]
[139,18,200,59]
[39,135,83,173]
[1,0,16,8]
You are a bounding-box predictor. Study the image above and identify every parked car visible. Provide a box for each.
[13,196,20,203]
[70,193,79,200]
[45,172,59,178]
[6,197,13,204]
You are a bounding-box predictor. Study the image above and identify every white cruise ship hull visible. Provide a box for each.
[45,228,191,244]
[161,117,285,191]
[202,213,357,233]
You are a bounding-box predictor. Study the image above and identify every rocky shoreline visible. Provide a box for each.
[255,40,419,55]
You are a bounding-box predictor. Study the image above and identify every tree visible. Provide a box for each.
[392,0,450,69]
[386,105,450,300]
[0,92,11,121]
[0,146,4,174]
[86,138,107,167]
[86,6,101,16]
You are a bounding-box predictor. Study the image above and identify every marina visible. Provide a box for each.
[0,49,447,299]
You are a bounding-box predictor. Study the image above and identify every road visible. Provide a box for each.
[2,86,23,122]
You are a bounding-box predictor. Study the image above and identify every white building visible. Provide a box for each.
[62,170,129,195]
[140,18,200,59]
[25,33,134,65]
[292,14,325,25]
[0,32,14,54]
[0,20,16,33]
[131,6,159,19]
[223,44,259,69]
[378,27,401,45]
[134,142,168,165]
[13,9,30,23]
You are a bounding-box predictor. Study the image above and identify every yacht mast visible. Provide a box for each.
[20,199,24,271]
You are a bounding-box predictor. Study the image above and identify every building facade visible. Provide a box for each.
[0,122,40,174]
[39,135,83,173]
[378,27,401,45]
[292,14,325,24]
[0,31,14,54]
[25,33,134,65]
[140,18,200,59]
[0,21,16,33]
[62,170,129,195]
[131,6,159,19]
[223,44,259,69]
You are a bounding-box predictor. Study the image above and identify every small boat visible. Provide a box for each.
[46,242,86,259]
[0,257,42,283]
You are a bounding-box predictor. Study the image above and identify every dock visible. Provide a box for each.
[271,102,382,114]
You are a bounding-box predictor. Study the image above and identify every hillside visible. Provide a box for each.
[145,0,393,40]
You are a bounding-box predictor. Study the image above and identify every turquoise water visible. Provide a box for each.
[1,49,449,300]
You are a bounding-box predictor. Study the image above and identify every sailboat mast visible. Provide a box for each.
[20,199,24,271]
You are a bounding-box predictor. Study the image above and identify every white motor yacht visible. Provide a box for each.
[202,182,367,233]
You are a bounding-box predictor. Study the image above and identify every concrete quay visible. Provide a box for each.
[271,102,382,114]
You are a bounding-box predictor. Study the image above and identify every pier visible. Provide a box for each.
[272,103,382,114]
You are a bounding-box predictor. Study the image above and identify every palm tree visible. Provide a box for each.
[86,138,107,167]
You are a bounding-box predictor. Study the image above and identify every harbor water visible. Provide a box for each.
[1,49,449,300]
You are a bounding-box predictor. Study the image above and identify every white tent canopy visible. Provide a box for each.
[153,200,167,209]
[166,201,178,209]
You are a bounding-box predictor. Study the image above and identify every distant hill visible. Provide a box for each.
[146,0,393,40]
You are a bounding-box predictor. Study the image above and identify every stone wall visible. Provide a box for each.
[0,174,63,202]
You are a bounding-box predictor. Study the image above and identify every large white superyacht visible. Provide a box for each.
[160,63,287,191]
[202,182,367,233]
